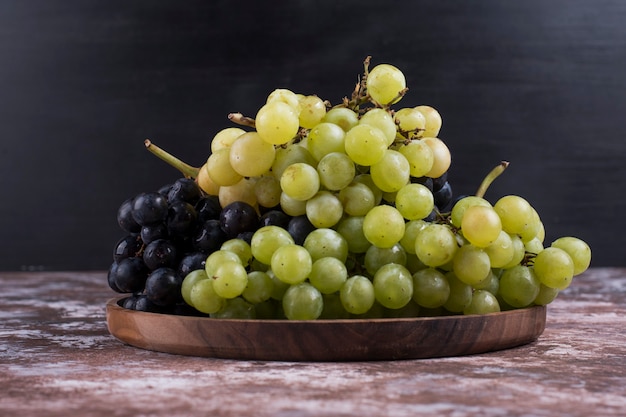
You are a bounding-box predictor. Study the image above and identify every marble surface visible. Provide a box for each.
[1,268,625,417]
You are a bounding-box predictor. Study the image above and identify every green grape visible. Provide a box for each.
[411,267,450,309]
[242,270,274,304]
[196,163,220,196]
[250,225,295,265]
[373,263,413,309]
[414,223,458,267]
[303,228,349,263]
[340,275,375,315]
[279,192,307,216]
[267,269,290,300]
[450,196,492,228]
[190,278,225,314]
[463,290,501,315]
[229,132,276,177]
[501,234,526,269]
[364,243,407,276]
[452,244,491,286]
[524,237,544,254]
[519,208,543,242]
[212,261,249,299]
[320,292,351,319]
[395,183,434,220]
[461,205,502,248]
[421,137,451,179]
[307,122,346,161]
[370,150,411,193]
[305,191,343,228]
[266,88,301,110]
[206,147,243,186]
[353,174,383,205]
[395,107,426,138]
[205,249,241,278]
[405,253,427,273]
[298,95,327,128]
[344,124,388,166]
[335,216,371,254]
[551,236,591,275]
[363,205,406,248]
[367,63,406,105]
[282,283,323,320]
[255,101,299,145]
[309,256,348,294]
[271,244,313,285]
[280,162,320,201]
[534,284,560,306]
[322,107,359,132]
[484,231,515,268]
[212,297,256,319]
[532,247,574,290]
[494,195,535,235]
[499,265,541,308]
[397,140,434,178]
[211,127,245,153]
[316,152,355,191]
[414,105,442,138]
[218,177,258,209]
[472,269,500,295]
[359,108,397,146]
[272,144,317,180]
[221,238,253,267]
[181,269,209,307]
[338,182,376,216]
[442,272,473,313]
[254,174,282,209]
[400,220,428,254]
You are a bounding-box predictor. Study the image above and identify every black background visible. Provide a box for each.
[1,0,624,270]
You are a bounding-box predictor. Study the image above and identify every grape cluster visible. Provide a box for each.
[109,57,591,319]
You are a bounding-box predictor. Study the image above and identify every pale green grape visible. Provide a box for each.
[335,216,371,254]
[421,137,451,179]
[397,140,434,178]
[450,196,492,228]
[484,231,515,268]
[494,195,534,235]
[256,101,300,145]
[206,147,243,186]
[519,208,543,242]
[524,237,544,254]
[364,243,407,276]
[463,290,501,315]
[229,132,276,177]
[363,205,406,248]
[442,272,472,313]
[205,250,241,278]
[282,283,323,320]
[309,256,348,294]
[305,191,343,228]
[323,107,359,131]
[344,124,388,166]
[212,297,256,319]
[395,107,426,138]
[272,145,317,180]
[338,182,376,216]
[551,236,591,275]
[211,127,245,153]
[370,150,411,193]
[303,228,349,263]
[340,275,375,315]
[534,284,560,306]
[532,247,574,290]
[414,105,442,138]
[411,267,450,308]
[220,238,253,267]
[359,108,397,146]
[367,63,406,105]
[298,95,327,128]
[316,152,355,191]
[212,261,249,299]
[267,269,290,301]
[280,162,320,201]
[279,192,307,216]
[218,177,258,208]
[307,122,346,161]
[472,269,500,295]
[266,88,301,110]
[196,163,220,196]
[452,244,492,286]
[353,174,383,205]
[190,278,225,314]
[242,270,274,304]
[254,175,282,208]
[250,225,295,265]
[271,244,312,285]
[181,269,209,307]
[400,220,428,254]
[405,253,427,273]
[501,234,526,269]
[395,183,434,220]
[461,205,502,248]
[373,263,413,309]
[499,265,540,308]
[414,223,458,267]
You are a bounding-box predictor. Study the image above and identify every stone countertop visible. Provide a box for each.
[1,268,625,417]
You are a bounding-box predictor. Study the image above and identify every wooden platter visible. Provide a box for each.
[106,297,546,361]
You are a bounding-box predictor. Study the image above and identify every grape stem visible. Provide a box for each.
[144,139,200,179]
[475,161,510,198]
[228,112,256,128]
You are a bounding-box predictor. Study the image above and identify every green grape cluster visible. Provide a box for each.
[153,57,591,320]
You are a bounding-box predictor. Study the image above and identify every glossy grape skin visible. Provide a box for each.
[499,265,541,308]
[219,201,259,239]
[464,290,501,315]
[259,210,291,230]
[107,262,123,293]
[177,252,207,279]
[140,223,168,245]
[195,196,222,223]
[167,177,201,205]
[112,257,149,293]
[287,215,316,245]
[433,181,453,211]
[113,234,143,262]
[145,267,182,306]
[193,219,227,254]
[117,198,141,233]
[282,283,323,320]
[142,239,178,270]
[340,275,375,315]
[131,192,169,226]
[551,236,592,275]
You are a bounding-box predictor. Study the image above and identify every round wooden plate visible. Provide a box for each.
[106,298,546,361]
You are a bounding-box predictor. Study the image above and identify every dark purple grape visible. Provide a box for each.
[142,239,178,270]
[288,215,316,245]
[193,219,227,253]
[113,257,149,293]
[432,172,448,192]
[220,201,259,239]
[133,295,162,313]
[158,183,172,196]
[167,178,201,204]
[107,262,123,292]
[178,252,207,277]
[140,223,169,244]
[433,181,453,211]
[167,201,198,236]
[410,176,434,192]
[122,295,138,309]
[259,210,291,229]
[113,234,143,262]
[145,267,182,306]
[237,231,254,245]
[195,196,222,223]
[117,198,141,233]
[132,192,169,226]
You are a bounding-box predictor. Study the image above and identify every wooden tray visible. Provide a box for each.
[106,297,546,361]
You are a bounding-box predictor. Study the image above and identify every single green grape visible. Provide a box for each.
[370,150,411,193]
[181,269,209,307]
[220,238,253,267]
[335,216,371,254]
[499,265,541,308]
[397,140,434,178]
[255,101,299,145]
[442,272,472,313]
[484,231,515,268]
[305,191,344,229]
[298,95,327,129]
[373,263,413,309]
[412,267,450,309]
[309,257,348,294]
[395,183,434,220]
[272,145,317,180]
[282,283,323,320]
[322,107,359,132]
[250,225,295,265]
[364,243,407,276]
[212,261,249,299]
[461,205,502,248]
[206,147,243,186]
[340,275,376,315]
[229,131,276,177]
[394,107,426,137]
[421,137,451,179]
[359,108,397,146]
[551,236,591,275]
[450,196,492,228]
[211,127,245,153]
[303,228,349,263]
[363,205,406,248]
[205,250,241,278]
[532,247,574,290]
[494,195,534,235]
[307,122,346,161]
[414,105,442,138]
[270,244,312,285]
[280,162,320,201]
[367,63,406,105]
[316,152,355,191]
[533,284,560,306]
[189,278,225,314]
[452,244,491,286]
[338,182,376,216]
[344,124,388,166]
[253,174,282,209]
[241,270,274,304]
[400,220,428,255]
[414,223,458,267]
[463,290,501,315]
[279,191,307,216]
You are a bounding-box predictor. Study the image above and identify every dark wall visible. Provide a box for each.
[1,0,624,270]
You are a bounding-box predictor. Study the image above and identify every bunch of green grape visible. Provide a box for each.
[166,58,591,320]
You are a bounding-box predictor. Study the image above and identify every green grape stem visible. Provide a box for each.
[144,139,200,179]
[475,161,510,198]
